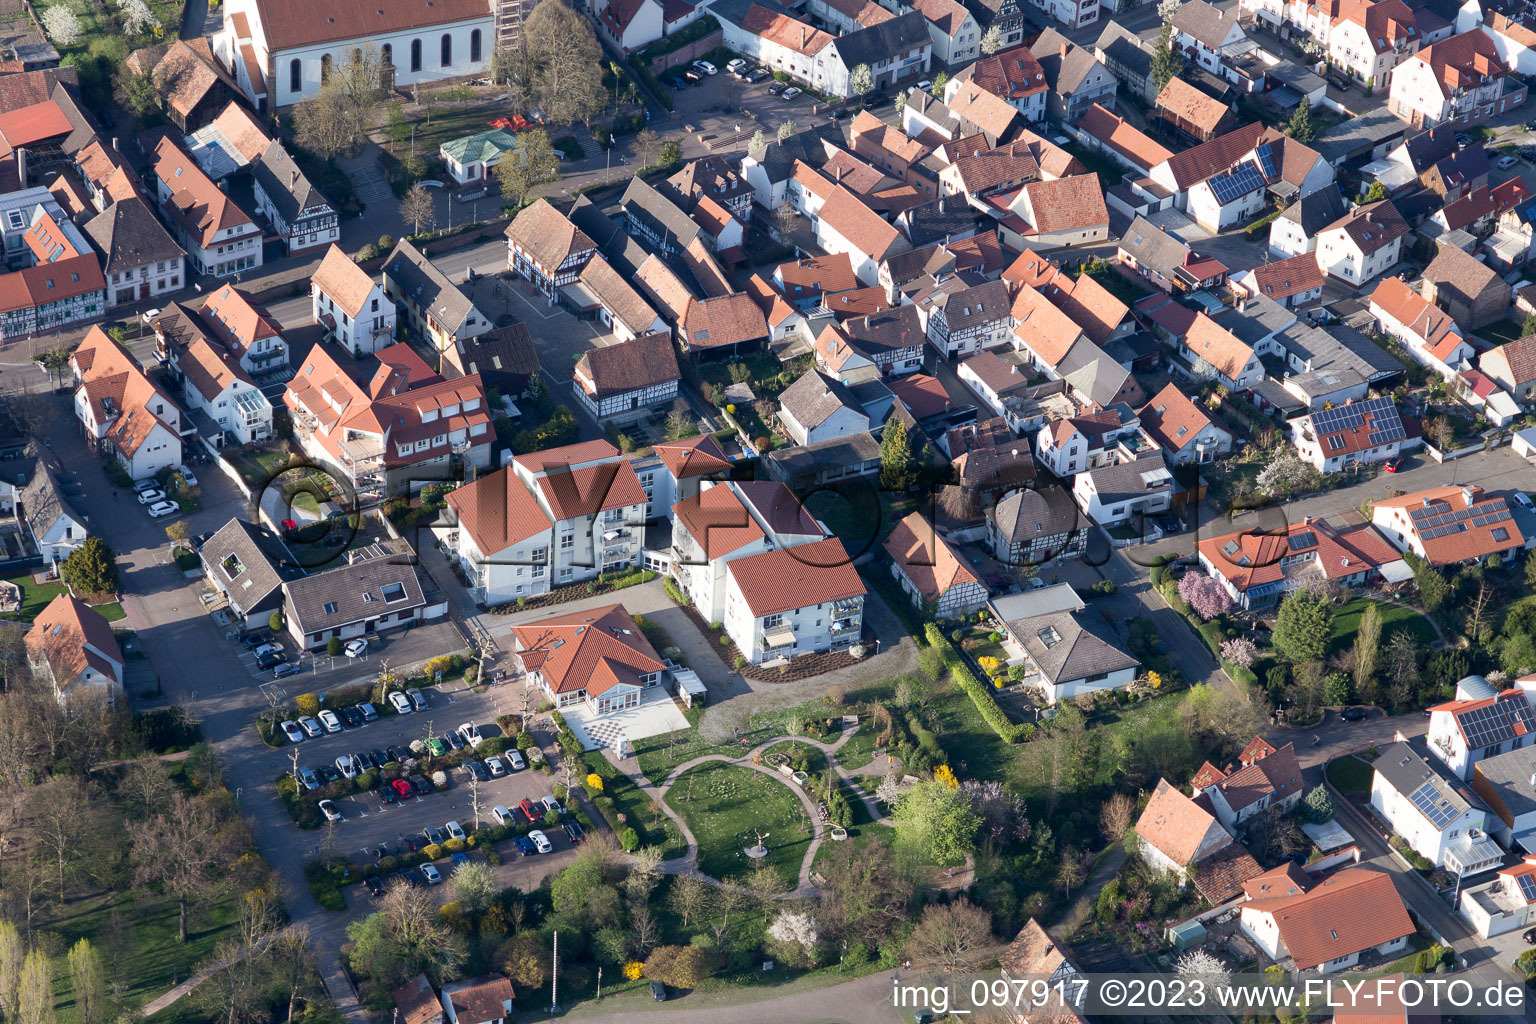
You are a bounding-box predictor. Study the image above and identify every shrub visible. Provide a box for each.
[923,623,1029,743]
[443,837,465,853]
[295,693,320,717]
[619,826,639,851]
[422,843,443,860]
[327,637,344,657]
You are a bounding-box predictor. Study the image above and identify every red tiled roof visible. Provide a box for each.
[1212,741,1301,814]
[726,537,863,617]
[818,186,906,262]
[776,252,858,297]
[953,44,1049,102]
[1160,121,1269,191]
[511,604,664,696]
[1018,174,1108,234]
[1040,268,1127,345]
[1409,26,1509,98]
[1372,484,1524,564]
[0,99,70,155]
[653,434,732,479]
[1243,869,1412,970]
[1305,397,1406,458]
[1135,778,1229,867]
[1079,103,1174,172]
[1184,312,1254,382]
[884,511,982,600]
[888,373,952,420]
[1197,520,1402,592]
[1154,78,1231,134]
[1322,200,1408,256]
[673,484,764,560]
[1248,252,1323,301]
[153,137,254,248]
[1011,283,1083,367]
[445,467,551,557]
[1139,383,1213,453]
[25,592,123,690]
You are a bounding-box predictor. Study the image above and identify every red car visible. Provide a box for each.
[281,518,298,531]
[1384,456,1404,473]
[391,778,414,799]
[519,798,540,824]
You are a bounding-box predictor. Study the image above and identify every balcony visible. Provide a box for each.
[831,618,860,635]
[832,597,862,616]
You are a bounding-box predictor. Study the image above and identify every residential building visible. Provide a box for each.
[1029,29,1117,121]
[0,237,105,342]
[1370,484,1524,569]
[1424,688,1536,780]
[1467,737,1536,853]
[1180,312,1263,390]
[1034,407,1135,477]
[1421,242,1511,329]
[778,368,870,445]
[1148,125,1333,233]
[81,197,185,310]
[1480,333,1536,404]
[573,331,680,424]
[1388,29,1525,128]
[504,199,598,306]
[393,976,444,1024]
[1137,383,1230,464]
[917,277,1012,358]
[252,141,337,255]
[1117,215,1230,294]
[175,334,274,446]
[815,306,926,380]
[126,38,243,131]
[1371,741,1502,873]
[1155,78,1237,144]
[1231,253,1325,309]
[671,481,812,620]
[1003,174,1110,249]
[813,186,911,286]
[1288,395,1407,472]
[739,124,840,211]
[150,137,261,279]
[282,543,445,650]
[442,467,553,606]
[199,516,293,621]
[1238,868,1413,971]
[70,326,183,480]
[1315,200,1408,286]
[1094,21,1155,101]
[1191,738,1304,830]
[574,256,667,342]
[996,921,1089,1024]
[311,244,396,355]
[155,283,290,378]
[960,0,1026,53]
[1368,275,1474,377]
[17,452,86,568]
[678,292,770,357]
[214,0,493,109]
[1324,0,1421,90]
[1196,517,1408,609]
[1074,103,1174,177]
[724,536,865,663]
[510,602,668,715]
[383,239,491,359]
[1171,0,1257,81]
[947,44,1049,122]
[987,485,1087,567]
[284,342,492,497]
[1459,857,1536,938]
[885,511,988,617]
[670,157,755,224]
[1134,777,1245,883]
[910,0,981,65]
[439,976,515,1024]
[1268,185,1346,258]
[990,584,1139,699]
[1072,451,1173,526]
[25,593,124,706]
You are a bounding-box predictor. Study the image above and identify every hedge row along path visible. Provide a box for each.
[606,722,892,898]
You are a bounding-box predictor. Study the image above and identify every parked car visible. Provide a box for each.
[1384,455,1404,473]
[563,820,585,844]
[423,825,448,845]
[506,750,526,771]
[179,468,197,488]
[541,795,564,816]
[512,836,538,856]
[409,774,433,794]
[344,638,369,658]
[358,702,379,722]
[458,722,484,747]
[254,642,284,660]
[726,57,746,74]
[132,479,159,494]
[391,778,414,799]
[528,829,553,853]
[692,59,717,75]
[281,720,304,743]
[781,86,801,99]
[257,651,286,670]
[338,706,362,728]
[1524,926,1536,943]
[444,730,465,752]
[745,67,769,83]
[388,745,412,765]
[914,78,932,92]
[317,765,341,785]
[397,869,421,888]
[364,876,384,898]
[273,663,301,679]
[493,804,514,825]
[425,737,448,757]
[767,81,786,94]
[136,488,166,505]
[485,756,507,778]
[319,799,341,822]
[353,751,375,770]
[1515,492,1533,509]
[463,759,489,782]
[445,820,466,841]
[380,783,399,805]
[295,767,319,790]
[298,716,322,738]
[335,755,358,779]
[408,688,428,712]
[1499,154,1519,169]
[147,501,179,518]
[389,691,413,714]
[451,852,469,868]
[318,710,342,733]
[370,747,391,767]
[242,631,272,648]
[420,863,442,885]
[519,798,541,824]
[1340,707,1367,722]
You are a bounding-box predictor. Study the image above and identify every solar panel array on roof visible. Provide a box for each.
[1309,395,1404,446]
[1457,697,1536,749]
[1408,780,1458,828]
[1519,874,1536,903]
[1210,164,1266,204]
[1288,531,1317,550]
[1254,143,1277,179]
[1410,499,1511,536]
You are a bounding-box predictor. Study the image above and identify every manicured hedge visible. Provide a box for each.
[924,623,1032,744]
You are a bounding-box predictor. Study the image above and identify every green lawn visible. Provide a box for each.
[1327,755,1374,795]
[835,718,880,771]
[633,701,851,786]
[665,762,811,884]
[44,886,241,1021]
[0,573,66,621]
[804,491,918,561]
[1328,598,1437,655]
[225,448,291,490]
[760,740,827,774]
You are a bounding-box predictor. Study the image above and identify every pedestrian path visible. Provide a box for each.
[349,163,393,208]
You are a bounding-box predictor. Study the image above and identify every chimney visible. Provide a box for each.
[1060,42,1069,56]
[802,26,808,46]
[110,137,118,151]
[291,169,299,188]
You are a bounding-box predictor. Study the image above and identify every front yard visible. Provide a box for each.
[1328,598,1437,655]
[0,575,124,623]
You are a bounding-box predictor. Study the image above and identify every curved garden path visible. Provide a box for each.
[609,722,893,899]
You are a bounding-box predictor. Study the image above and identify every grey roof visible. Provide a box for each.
[990,485,1082,543]
[1222,295,1296,347]
[1094,20,1152,81]
[734,480,827,537]
[1057,341,1132,409]
[1118,215,1192,278]
[830,11,933,70]
[961,0,1021,30]
[902,92,978,141]
[1030,28,1105,94]
[928,278,1010,332]
[1285,364,1367,398]
[1280,184,1346,236]
[1314,108,1408,166]
[1172,0,1242,50]
[780,368,867,431]
[446,321,540,392]
[1265,61,1325,98]
[621,177,701,252]
[1469,743,1536,821]
[898,198,982,246]
[569,195,626,253]
[199,516,294,614]
[1372,741,1473,832]
[83,196,185,274]
[19,448,84,544]
[882,244,956,289]
[1008,606,1138,684]
[1249,374,1306,415]
[50,82,95,157]
[764,431,883,480]
[382,238,479,333]
[1274,323,1402,382]
[746,123,840,185]
[1400,126,1459,173]
[251,141,331,226]
[1083,452,1173,504]
[843,304,925,359]
[284,544,428,634]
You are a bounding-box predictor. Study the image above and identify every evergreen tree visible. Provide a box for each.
[1303,784,1335,824]
[1359,180,1388,204]
[880,416,917,491]
[1150,23,1185,91]
[1272,589,1333,664]
[1287,97,1315,143]
[60,537,121,597]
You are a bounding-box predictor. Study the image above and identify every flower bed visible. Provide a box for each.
[485,569,657,613]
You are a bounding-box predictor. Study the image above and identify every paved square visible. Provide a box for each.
[564,688,690,752]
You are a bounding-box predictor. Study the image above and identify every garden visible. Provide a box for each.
[664,761,812,885]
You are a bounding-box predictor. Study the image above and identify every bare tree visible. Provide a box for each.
[667,873,713,927]
[28,777,96,898]
[522,0,606,124]
[129,792,234,942]
[903,900,993,974]
[1098,792,1136,842]
[399,186,436,236]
